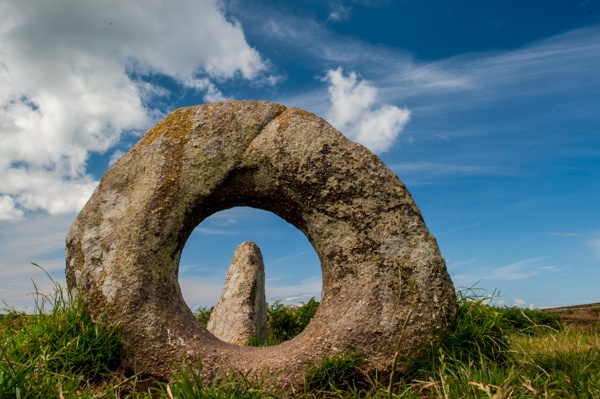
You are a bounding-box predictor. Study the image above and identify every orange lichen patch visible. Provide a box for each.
[275,111,291,133]
[135,107,196,221]
[135,106,197,152]
[275,108,313,134]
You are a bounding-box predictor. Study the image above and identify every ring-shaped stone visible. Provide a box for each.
[66,101,456,388]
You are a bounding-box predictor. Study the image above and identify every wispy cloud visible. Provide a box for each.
[188,207,270,236]
[545,231,600,261]
[390,161,519,186]
[268,250,313,267]
[266,276,322,304]
[446,258,479,271]
[436,224,481,237]
[451,257,559,288]
[546,232,588,238]
[587,235,600,261]
[392,162,509,176]
[386,27,600,111]
[489,257,561,281]
[193,227,240,236]
[0,214,75,310]
[489,260,542,281]
[327,3,352,22]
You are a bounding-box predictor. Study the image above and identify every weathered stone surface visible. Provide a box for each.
[66,100,457,389]
[207,241,267,345]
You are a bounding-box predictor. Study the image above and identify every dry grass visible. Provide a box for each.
[512,324,600,355]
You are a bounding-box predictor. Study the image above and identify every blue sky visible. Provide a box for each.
[1,0,599,311]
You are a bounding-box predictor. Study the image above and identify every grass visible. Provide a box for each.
[0,266,122,398]
[303,350,365,392]
[1,275,599,398]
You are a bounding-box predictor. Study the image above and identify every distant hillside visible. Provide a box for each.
[544,303,600,326]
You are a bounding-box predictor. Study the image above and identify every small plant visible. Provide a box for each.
[499,306,562,334]
[194,306,213,328]
[304,350,364,392]
[434,289,512,366]
[266,298,319,344]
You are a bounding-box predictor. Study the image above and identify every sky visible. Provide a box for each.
[1,0,599,312]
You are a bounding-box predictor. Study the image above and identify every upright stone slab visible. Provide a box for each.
[207,241,267,345]
[66,100,457,389]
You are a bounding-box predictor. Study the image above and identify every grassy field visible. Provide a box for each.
[1,282,598,398]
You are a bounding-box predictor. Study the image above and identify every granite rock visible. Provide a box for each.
[207,241,267,346]
[66,100,457,389]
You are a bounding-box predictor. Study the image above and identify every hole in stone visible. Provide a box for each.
[179,206,322,346]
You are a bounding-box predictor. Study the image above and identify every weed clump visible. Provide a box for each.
[194,306,213,328]
[499,305,562,333]
[266,297,319,343]
[304,351,364,392]
[0,265,121,398]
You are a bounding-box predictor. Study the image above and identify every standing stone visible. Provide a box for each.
[66,101,458,388]
[207,241,267,346]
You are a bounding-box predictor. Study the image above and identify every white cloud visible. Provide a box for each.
[0,0,266,220]
[0,196,24,221]
[513,298,526,307]
[587,235,600,260]
[512,299,535,309]
[184,78,228,103]
[108,150,125,168]
[325,68,410,153]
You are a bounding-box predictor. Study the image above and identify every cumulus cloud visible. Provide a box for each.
[325,68,410,153]
[513,298,526,307]
[513,299,535,309]
[0,0,266,220]
[185,78,229,103]
[0,196,24,221]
